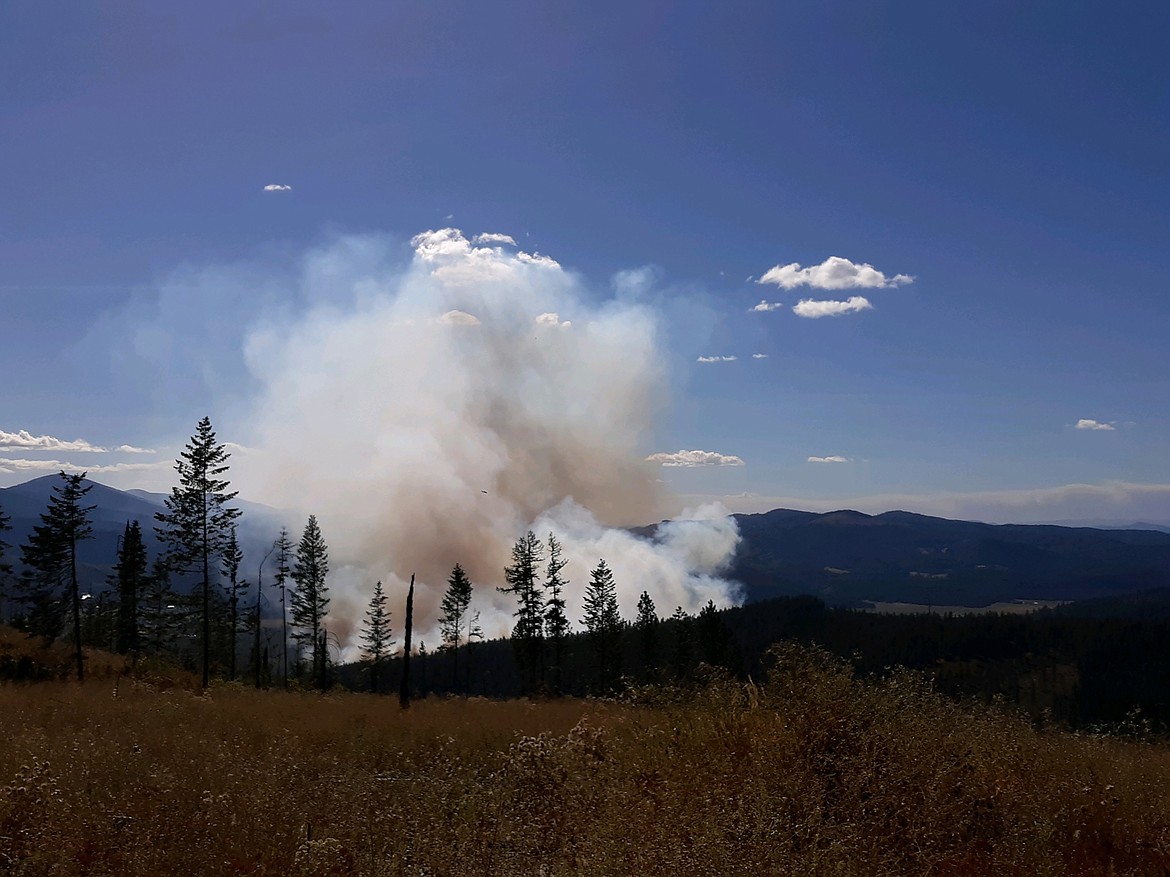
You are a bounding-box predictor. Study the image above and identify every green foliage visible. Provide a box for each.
[361,580,392,693]
[499,531,544,694]
[439,563,473,691]
[290,515,329,689]
[220,526,244,679]
[155,416,241,688]
[19,472,94,681]
[582,558,623,693]
[635,590,658,677]
[113,521,149,655]
[544,534,570,694]
[272,527,293,688]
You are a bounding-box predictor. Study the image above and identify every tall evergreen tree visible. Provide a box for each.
[155,417,241,688]
[697,599,736,671]
[635,590,659,679]
[544,534,570,695]
[499,531,544,694]
[669,606,694,679]
[361,580,393,693]
[113,521,149,656]
[220,526,244,680]
[272,527,293,688]
[290,515,329,689]
[139,557,179,657]
[439,563,473,691]
[20,472,95,682]
[581,558,623,693]
[400,574,414,708]
[0,502,12,622]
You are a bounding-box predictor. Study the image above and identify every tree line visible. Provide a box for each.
[0,416,738,698]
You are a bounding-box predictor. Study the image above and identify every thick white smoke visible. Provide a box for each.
[236,229,740,653]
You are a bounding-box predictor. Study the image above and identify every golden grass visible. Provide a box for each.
[2,641,1169,875]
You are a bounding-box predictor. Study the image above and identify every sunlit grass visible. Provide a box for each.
[2,638,1169,875]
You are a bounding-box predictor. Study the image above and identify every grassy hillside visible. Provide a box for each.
[2,640,1170,875]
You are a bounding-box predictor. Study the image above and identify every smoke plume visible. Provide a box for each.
[236,228,740,652]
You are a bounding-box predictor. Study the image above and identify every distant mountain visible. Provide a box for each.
[5,476,1169,608]
[0,474,291,593]
[727,508,1170,607]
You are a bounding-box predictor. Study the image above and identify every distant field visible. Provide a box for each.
[2,641,1170,875]
[865,599,1067,616]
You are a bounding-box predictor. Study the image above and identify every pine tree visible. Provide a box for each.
[0,502,12,622]
[155,417,241,688]
[361,580,393,693]
[499,531,544,694]
[439,563,473,691]
[582,558,623,693]
[635,590,659,679]
[139,557,179,657]
[220,526,244,680]
[272,527,293,688]
[697,599,735,671]
[19,472,95,682]
[670,606,694,679]
[113,521,149,656]
[544,534,570,695]
[290,515,330,689]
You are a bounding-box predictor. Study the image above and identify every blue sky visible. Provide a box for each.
[3,2,1169,524]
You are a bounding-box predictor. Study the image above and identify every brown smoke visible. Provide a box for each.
[236,229,738,651]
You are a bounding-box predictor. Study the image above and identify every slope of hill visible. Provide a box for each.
[5,475,1170,608]
[729,507,1170,606]
[0,474,289,592]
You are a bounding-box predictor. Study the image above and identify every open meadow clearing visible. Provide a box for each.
[3,642,1170,876]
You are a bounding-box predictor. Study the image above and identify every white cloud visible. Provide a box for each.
[758,256,912,290]
[471,233,517,246]
[0,457,169,475]
[438,310,481,327]
[536,312,572,329]
[808,455,850,464]
[697,355,737,363]
[792,296,873,318]
[411,228,561,284]
[751,353,768,359]
[1076,419,1116,431]
[516,250,561,269]
[749,299,784,313]
[0,429,153,454]
[646,450,746,468]
[263,184,292,191]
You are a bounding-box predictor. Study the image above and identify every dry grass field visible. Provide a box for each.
[2,634,1170,876]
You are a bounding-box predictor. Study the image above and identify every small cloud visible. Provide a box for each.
[751,353,768,359]
[1076,419,1116,431]
[263,184,292,191]
[535,312,571,329]
[612,265,659,298]
[697,355,737,363]
[471,233,517,246]
[438,310,481,327]
[516,250,561,269]
[646,450,746,468]
[749,299,784,313]
[758,256,912,290]
[112,444,156,454]
[0,429,152,454]
[792,296,873,318]
[808,455,850,463]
